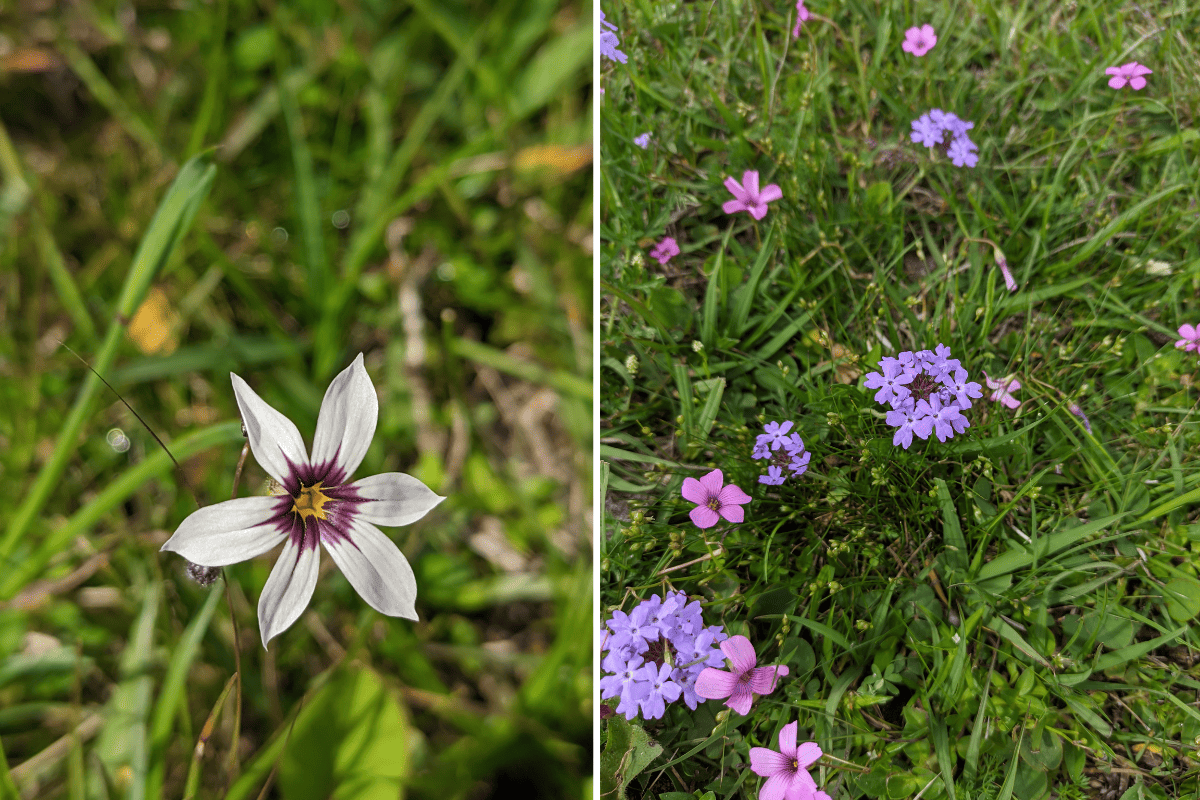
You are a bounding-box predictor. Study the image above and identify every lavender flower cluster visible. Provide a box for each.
[863,344,982,449]
[752,421,811,485]
[910,108,978,168]
[600,591,728,720]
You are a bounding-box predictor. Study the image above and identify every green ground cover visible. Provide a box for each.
[0,0,591,798]
[600,1,1200,798]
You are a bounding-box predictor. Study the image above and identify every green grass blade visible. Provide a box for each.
[145,585,224,800]
[0,420,242,600]
[1,154,216,564]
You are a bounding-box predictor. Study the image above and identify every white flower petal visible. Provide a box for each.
[323,517,417,621]
[231,372,309,485]
[349,472,444,527]
[311,353,378,483]
[161,496,290,566]
[257,537,320,648]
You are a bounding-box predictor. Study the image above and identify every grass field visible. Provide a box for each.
[600,1,1200,798]
[0,0,592,798]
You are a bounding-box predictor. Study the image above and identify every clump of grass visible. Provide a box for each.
[601,1,1200,798]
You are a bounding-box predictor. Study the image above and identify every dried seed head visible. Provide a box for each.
[186,562,221,587]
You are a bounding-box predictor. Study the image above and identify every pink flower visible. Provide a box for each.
[995,251,1017,292]
[1105,61,1152,90]
[983,372,1021,410]
[792,1,811,37]
[748,721,822,800]
[901,24,937,57]
[681,469,751,529]
[649,236,680,265]
[694,634,789,714]
[722,171,783,220]
[1176,324,1200,353]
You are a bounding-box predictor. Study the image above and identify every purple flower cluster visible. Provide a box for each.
[600,11,628,64]
[910,108,978,168]
[600,591,728,721]
[863,344,982,449]
[752,421,811,485]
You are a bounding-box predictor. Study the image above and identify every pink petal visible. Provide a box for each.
[1007,379,1022,391]
[698,469,726,496]
[720,634,759,674]
[759,184,783,204]
[749,664,789,695]
[1129,77,1147,90]
[749,746,793,778]
[742,170,760,198]
[902,39,916,54]
[1001,395,1021,410]
[778,721,798,757]
[792,769,819,798]
[1179,324,1198,340]
[723,199,749,215]
[681,476,709,505]
[724,176,747,201]
[921,24,936,38]
[689,505,720,528]
[1108,76,1127,89]
[719,503,746,523]
[718,483,752,506]
[759,772,794,800]
[795,741,823,768]
[1105,66,1122,76]
[749,204,769,221]
[694,667,737,700]
[1131,64,1152,76]
[726,682,754,715]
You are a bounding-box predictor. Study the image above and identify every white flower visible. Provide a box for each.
[162,354,444,647]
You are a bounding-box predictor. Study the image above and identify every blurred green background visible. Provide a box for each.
[0,0,592,798]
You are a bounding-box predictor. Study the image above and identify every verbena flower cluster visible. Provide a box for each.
[863,344,982,449]
[600,11,627,64]
[600,591,729,720]
[752,420,811,485]
[910,108,978,167]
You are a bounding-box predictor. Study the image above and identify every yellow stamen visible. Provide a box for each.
[292,482,331,521]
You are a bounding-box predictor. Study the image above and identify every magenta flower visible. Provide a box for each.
[983,371,1021,409]
[1105,61,1152,90]
[902,24,937,57]
[1176,324,1200,353]
[649,236,680,265]
[694,635,789,715]
[682,469,751,529]
[748,721,822,800]
[722,171,783,220]
[792,1,811,37]
[995,252,1018,292]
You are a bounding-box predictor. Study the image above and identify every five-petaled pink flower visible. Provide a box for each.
[748,721,823,800]
[682,469,751,529]
[722,171,783,220]
[983,371,1021,410]
[695,634,789,714]
[162,354,445,647]
[1175,324,1200,354]
[649,236,680,265]
[792,1,811,37]
[902,24,937,57]
[1105,61,1152,90]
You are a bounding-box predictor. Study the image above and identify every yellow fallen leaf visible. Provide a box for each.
[127,286,178,354]
[512,143,592,174]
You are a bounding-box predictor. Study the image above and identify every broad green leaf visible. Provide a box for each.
[279,666,411,800]
[600,716,662,800]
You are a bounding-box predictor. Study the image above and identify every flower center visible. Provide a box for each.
[791,758,799,771]
[706,497,721,511]
[908,373,939,402]
[292,482,332,521]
